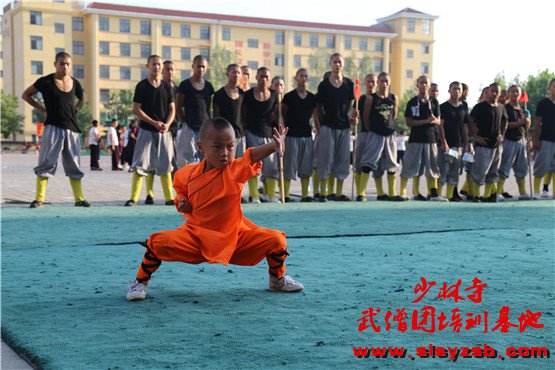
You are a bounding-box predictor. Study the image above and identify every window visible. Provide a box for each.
[181,70,190,80]
[421,43,430,54]
[162,22,171,36]
[294,55,301,68]
[30,36,43,50]
[248,39,259,48]
[141,68,148,80]
[309,34,318,47]
[359,38,368,51]
[275,31,284,45]
[247,61,258,70]
[55,47,65,54]
[100,65,110,79]
[55,23,64,33]
[275,53,284,66]
[73,64,84,79]
[31,61,43,75]
[344,37,351,50]
[199,48,210,61]
[100,89,110,103]
[120,66,131,80]
[30,11,42,25]
[140,20,151,35]
[73,41,84,55]
[73,17,84,31]
[99,41,110,55]
[120,42,131,57]
[375,39,384,52]
[99,17,109,31]
[222,28,231,41]
[181,24,191,38]
[406,49,414,58]
[140,44,151,58]
[294,33,302,46]
[421,62,429,75]
[162,46,171,59]
[406,69,413,79]
[120,19,130,33]
[181,47,191,61]
[407,18,415,33]
[200,26,210,40]
[422,20,430,35]
[326,35,335,49]
[374,60,383,72]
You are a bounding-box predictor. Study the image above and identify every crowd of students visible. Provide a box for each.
[22,51,555,208]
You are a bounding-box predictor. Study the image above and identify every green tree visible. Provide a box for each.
[307,48,331,91]
[103,89,134,122]
[1,91,25,139]
[207,46,235,90]
[76,101,94,134]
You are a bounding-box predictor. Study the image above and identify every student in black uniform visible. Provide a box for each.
[316,53,357,202]
[281,68,319,202]
[213,64,245,158]
[532,78,555,198]
[399,75,445,201]
[358,72,402,201]
[243,67,280,203]
[468,82,508,202]
[22,51,90,208]
[175,55,214,168]
[497,85,531,200]
[438,81,469,201]
[124,55,175,206]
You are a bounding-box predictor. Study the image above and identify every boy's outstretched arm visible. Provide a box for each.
[250,123,289,163]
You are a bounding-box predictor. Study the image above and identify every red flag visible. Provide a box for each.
[518,91,529,103]
[354,78,362,101]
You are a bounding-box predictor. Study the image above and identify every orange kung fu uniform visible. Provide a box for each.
[136,148,288,284]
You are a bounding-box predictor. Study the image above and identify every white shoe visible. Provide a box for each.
[429,196,449,202]
[496,194,505,202]
[541,190,550,198]
[518,194,531,200]
[532,194,542,200]
[249,197,261,204]
[268,275,304,292]
[127,279,147,301]
[268,197,281,203]
[259,194,269,202]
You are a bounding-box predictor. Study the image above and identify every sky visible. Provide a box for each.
[3,0,553,103]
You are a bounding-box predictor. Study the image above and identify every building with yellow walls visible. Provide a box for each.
[1,1,437,141]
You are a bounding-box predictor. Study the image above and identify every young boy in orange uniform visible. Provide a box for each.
[127,118,304,300]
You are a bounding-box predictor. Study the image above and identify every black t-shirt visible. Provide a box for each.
[357,95,368,133]
[133,79,174,132]
[404,96,440,143]
[440,101,469,148]
[282,90,317,137]
[369,93,397,136]
[213,87,245,138]
[504,104,526,141]
[470,101,508,148]
[165,81,179,137]
[317,77,355,130]
[33,74,84,133]
[536,98,555,142]
[177,79,214,131]
[243,89,278,138]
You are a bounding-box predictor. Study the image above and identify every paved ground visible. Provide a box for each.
[1,152,525,207]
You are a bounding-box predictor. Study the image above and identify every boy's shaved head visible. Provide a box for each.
[199,117,235,141]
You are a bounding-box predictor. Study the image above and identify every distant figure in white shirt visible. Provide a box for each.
[107,119,121,171]
[396,130,407,164]
[88,120,102,170]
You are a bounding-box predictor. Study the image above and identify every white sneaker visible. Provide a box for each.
[496,194,505,202]
[249,197,261,204]
[268,275,304,292]
[259,194,269,202]
[532,194,542,200]
[127,279,147,301]
[268,197,281,203]
[429,196,449,202]
[541,190,550,198]
[518,194,531,200]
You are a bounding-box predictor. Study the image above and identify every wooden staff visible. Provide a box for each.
[278,92,286,203]
[351,73,362,199]
[520,91,533,197]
